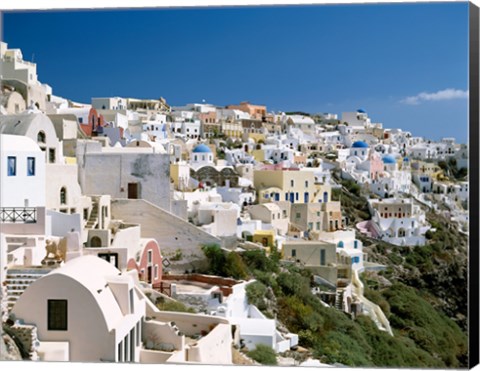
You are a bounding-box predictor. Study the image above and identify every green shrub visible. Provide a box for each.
[246,281,268,309]
[155,298,195,313]
[224,252,249,279]
[247,344,277,365]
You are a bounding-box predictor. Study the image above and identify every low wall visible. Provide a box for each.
[187,323,232,364]
[142,320,184,352]
[140,349,176,363]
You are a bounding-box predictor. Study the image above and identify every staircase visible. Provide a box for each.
[85,202,99,229]
[351,269,393,336]
[4,268,52,313]
[334,289,344,310]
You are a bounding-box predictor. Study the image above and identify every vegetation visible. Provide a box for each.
[201,244,249,280]
[198,183,468,368]
[247,344,278,365]
[170,249,183,261]
[152,296,196,313]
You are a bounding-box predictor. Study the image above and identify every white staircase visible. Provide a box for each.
[5,268,52,313]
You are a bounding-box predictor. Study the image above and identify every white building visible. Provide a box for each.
[92,97,127,111]
[0,134,46,208]
[367,198,430,246]
[190,143,214,170]
[195,202,240,237]
[12,256,146,362]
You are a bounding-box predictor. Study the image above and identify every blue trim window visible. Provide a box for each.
[7,156,16,176]
[27,157,35,176]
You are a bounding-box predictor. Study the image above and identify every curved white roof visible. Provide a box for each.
[0,134,41,152]
[45,255,127,331]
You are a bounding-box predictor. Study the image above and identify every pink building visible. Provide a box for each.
[369,152,384,181]
[79,107,105,137]
[127,239,163,286]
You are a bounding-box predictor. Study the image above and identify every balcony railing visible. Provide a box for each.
[0,207,37,223]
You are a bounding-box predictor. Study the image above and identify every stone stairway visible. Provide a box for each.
[5,268,52,313]
[334,289,343,310]
[85,202,99,229]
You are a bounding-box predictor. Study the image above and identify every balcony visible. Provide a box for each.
[0,207,37,223]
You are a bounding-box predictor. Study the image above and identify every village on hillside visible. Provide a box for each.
[0,41,469,366]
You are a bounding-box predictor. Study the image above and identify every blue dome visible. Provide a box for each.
[192,144,212,153]
[352,141,369,148]
[382,155,396,164]
[403,157,410,162]
[357,109,366,113]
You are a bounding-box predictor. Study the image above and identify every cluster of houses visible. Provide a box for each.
[0,41,468,363]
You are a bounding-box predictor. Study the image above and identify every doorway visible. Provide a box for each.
[128,183,139,199]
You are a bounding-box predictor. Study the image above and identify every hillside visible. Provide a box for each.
[199,171,469,367]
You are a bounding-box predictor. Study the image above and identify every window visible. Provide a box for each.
[60,187,67,205]
[27,157,35,176]
[37,131,46,143]
[7,156,16,176]
[320,249,326,266]
[148,250,152,264]
[98,253,118,267]
[316,222,320,230]
[129,289,134,313]
[154,265,158,279]
[295,212,301,219]
[292,249,296,257]
[290,180,294,187]
[49,148,56,163]
[48,300,68,331]
[305,181,309,188]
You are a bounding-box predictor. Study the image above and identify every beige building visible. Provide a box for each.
[290,201,344,235]
[0,42,50,111]
[282,240,337,285]
[247,203,289,235]
[221,120,243,139]
[0,90,26,114]
[254,169,316,204]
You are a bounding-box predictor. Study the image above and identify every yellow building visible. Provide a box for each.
[221,121,243,139]
[252,230,275,250]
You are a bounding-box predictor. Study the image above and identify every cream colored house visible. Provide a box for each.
[254,169,323,204]
[247,203,289,235]
[282,240,337,285]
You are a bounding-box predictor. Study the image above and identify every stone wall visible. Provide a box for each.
[9,323,39,360]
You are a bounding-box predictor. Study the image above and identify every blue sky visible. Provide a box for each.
[2,3,470,142]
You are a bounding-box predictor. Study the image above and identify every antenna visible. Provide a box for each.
[31,53,35,63]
